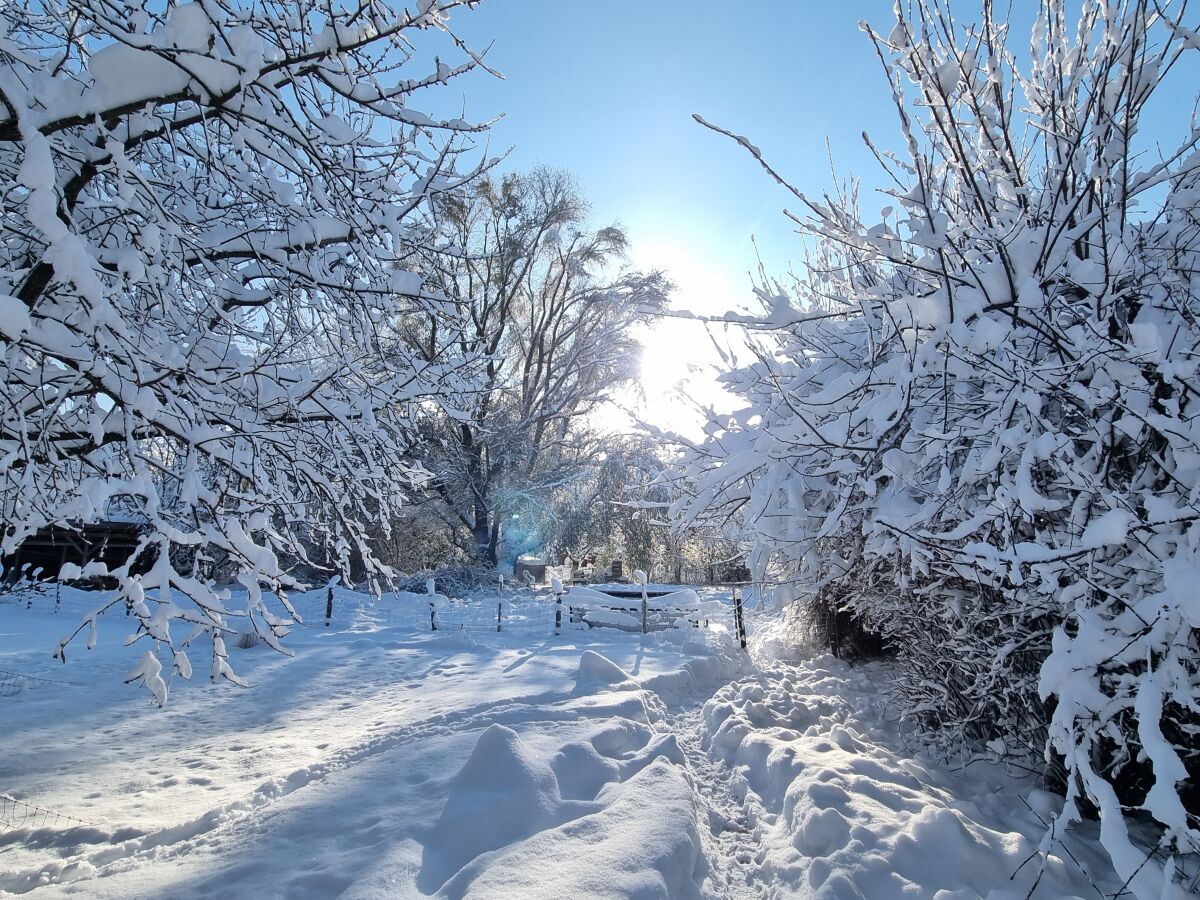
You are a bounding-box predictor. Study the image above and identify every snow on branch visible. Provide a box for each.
[679,2,1200,895]
[0,0,498,695]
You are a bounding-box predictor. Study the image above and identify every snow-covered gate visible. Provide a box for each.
[561,585,746,645]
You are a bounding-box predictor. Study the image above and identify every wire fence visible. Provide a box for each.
[0,667,79,698]
[381,598,563,635]
[1,666,95,841]
[0,669,21,698]
[0,584,111,619]
[371,591,742,640]
[284,587,374,626]
[0,581,747,643]
[0,792,96,834]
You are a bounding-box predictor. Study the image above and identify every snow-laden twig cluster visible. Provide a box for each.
[0,0,493,697]
[679,1,1200,894]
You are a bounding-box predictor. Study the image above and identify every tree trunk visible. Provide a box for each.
[472,498,491,562]
[486,519,501,567]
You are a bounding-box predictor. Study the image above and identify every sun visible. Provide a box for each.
[591,239,747,438]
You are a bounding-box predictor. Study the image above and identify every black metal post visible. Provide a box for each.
[734,588,747,650]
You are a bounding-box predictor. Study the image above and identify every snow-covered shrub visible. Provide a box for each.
[0,0,493,695]
[680,1,1200,893]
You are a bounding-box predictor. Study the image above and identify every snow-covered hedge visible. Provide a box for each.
[680,2,1200,894]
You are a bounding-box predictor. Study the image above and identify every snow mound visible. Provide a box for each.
[448,758,707,900]
[575,650,631,688]
[419,724,580,892]
[645,588,702,610]
[389,588,450,607]
[552,741,621,801]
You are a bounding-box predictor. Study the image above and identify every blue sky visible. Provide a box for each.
[428,1,1199,434]
[437,2,894,292]
[427,2,903,433]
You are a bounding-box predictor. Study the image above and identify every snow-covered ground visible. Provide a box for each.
[0,586,1166,898]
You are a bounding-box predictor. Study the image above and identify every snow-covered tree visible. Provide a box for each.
[680,1,1200,894]
[403,167,671,565]
[0,0,494,699]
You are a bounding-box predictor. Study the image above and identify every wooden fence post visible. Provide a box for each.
[555,591,563,634]
[734,587,747,650]
[325,585,333,627]
[497,602,503,633]
[430,601,437,631]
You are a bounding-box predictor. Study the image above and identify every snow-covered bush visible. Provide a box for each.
[0,0,493,695]
[681,1,1200,893]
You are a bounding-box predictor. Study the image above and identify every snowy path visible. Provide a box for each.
[666,703,766,899]
[1,593,1143,898]
[691,656,1134,899]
